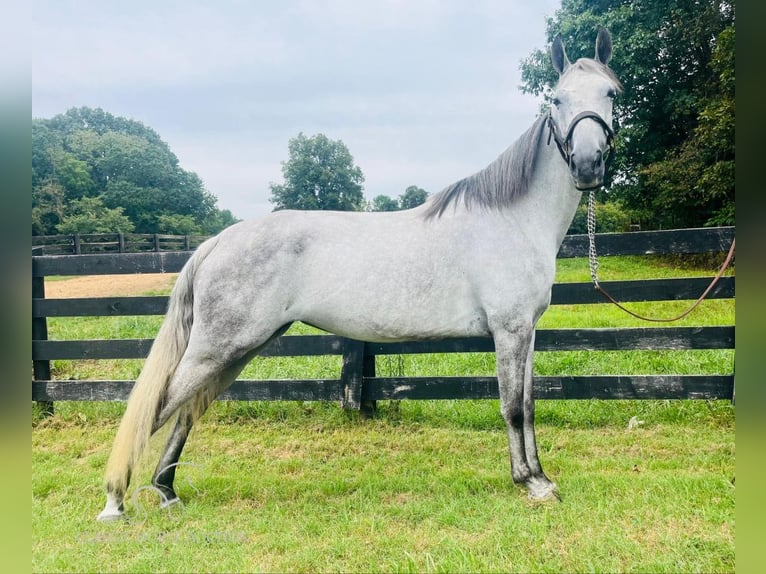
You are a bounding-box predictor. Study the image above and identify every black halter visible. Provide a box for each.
[547,109,615,181]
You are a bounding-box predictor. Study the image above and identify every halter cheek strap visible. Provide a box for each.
[547,109,616,178]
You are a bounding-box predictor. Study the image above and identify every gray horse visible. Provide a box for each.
[99,29,621,521]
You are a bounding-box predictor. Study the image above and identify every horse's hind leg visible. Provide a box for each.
[148,321,290,510]
[151,356,250,507]
[151,405,194,507]
[99,340,263,522]
[97,354,234,522]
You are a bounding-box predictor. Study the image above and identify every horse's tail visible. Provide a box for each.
[103,236,220,496]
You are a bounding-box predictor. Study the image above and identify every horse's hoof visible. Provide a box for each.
[159,496,182,510]
[96,508,125,522]
[526,478,560,502]
[528,488,561,503]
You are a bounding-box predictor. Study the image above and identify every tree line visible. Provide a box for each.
[32,112,430,237]
[268,132,429,213]
[32,107,238,236]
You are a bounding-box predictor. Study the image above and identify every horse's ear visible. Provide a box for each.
[551,35,569,75]
[595,27,612,65]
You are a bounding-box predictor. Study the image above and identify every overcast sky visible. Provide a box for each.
[32,1,561,221]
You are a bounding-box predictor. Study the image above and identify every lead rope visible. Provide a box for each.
[586,190,735,323]
[587,190,600,285]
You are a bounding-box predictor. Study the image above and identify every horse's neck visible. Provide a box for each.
[520,135,583,253]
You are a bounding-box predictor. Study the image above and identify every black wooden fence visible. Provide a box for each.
[32,227,735,412]
[32,233,209,255]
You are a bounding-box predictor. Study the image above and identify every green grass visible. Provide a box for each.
[33,256,735,572]
[32,401,735,573]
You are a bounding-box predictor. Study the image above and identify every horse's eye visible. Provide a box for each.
[607,88,616,99]
[552,97,561,106]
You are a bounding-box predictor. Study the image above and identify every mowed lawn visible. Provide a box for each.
[33,255,735,572]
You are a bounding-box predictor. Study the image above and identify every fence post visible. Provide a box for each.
[118,232,125,253]
[184,235,190,250]
[340,339,365,411]
[73,233,81,254]
[153,234,160,252]
[361,352,377,418]
[32,272,53,416]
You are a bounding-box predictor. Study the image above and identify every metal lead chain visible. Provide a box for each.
[587,190,600,287]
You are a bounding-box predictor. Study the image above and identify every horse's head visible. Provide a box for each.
[548,28,621,191]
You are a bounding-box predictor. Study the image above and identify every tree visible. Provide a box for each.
[32,181,66,235]
[48,149,95,199]
[202,209,240,234]
[636,24,734,227]
[156,214,202,235]
[269,133,365,211]
[369,195,400,212]
[33,107,236,235]
[55,197,135,234]
[519,0,734,229]
[398,186,429,209]
[368,187,430,212]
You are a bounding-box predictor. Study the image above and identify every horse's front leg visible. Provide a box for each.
[522,330,558,500]
[493,326,557,500]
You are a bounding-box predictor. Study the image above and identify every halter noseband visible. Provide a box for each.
[547,109,616,184]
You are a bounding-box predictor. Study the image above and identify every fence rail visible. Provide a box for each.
[32,232,209,255]
[32,227,735,410]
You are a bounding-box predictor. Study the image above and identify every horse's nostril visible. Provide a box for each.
[594,150,603,169]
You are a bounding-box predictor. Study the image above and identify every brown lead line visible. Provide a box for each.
[587,191,735,323]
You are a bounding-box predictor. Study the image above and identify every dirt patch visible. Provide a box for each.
[45,273,178,298]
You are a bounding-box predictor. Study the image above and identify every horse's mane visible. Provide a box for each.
[423,114,548,219]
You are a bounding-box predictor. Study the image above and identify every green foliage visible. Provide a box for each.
[568,197,632,234]
[637,24,735,228]
[398,185,429,209]
[201,208,240,234]
[269,133,365,211]
[32,181,66,235]
[156,214,203,235]
[48,148,95,198]
[519,0,735,229]
[370,194,400,212]
[55,197,134,234]
[33,107,236,235]
[369,186,430,212]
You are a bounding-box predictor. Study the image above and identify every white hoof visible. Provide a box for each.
[528,488,561,502]
[97,493,125,522]
[527,477,560,501]
[96,507,125,522]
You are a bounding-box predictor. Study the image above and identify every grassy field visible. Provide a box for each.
[32,256,735,572]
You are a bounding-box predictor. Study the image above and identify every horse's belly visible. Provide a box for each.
[301,310,490,343]
[292,283,489,343]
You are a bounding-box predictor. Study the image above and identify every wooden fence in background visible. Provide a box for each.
[32,233,209,255]
[32,227,735,413]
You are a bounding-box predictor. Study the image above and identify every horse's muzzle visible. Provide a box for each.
[547,109,615,191]
[569,148,606,191]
